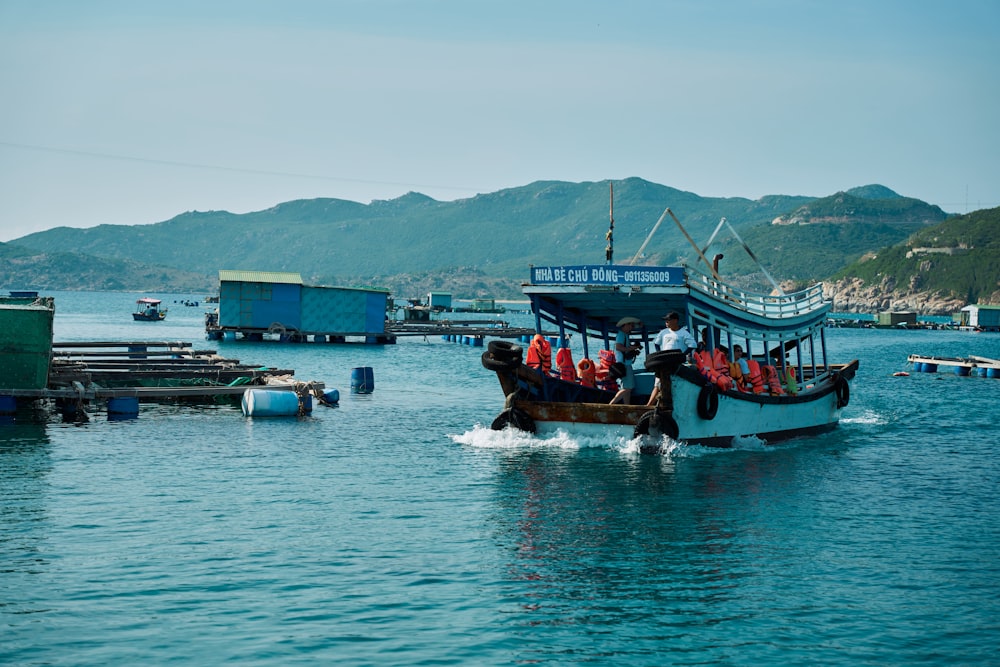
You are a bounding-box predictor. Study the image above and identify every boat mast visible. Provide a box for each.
[701,218,785,296]
[629,207,670,265]
[605,182,614,264]
[667,208,722,281]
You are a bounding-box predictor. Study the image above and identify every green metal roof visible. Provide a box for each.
[218,270,303,285]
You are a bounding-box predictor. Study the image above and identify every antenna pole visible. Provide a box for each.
[667,208,722,281]
[605,182,614,264]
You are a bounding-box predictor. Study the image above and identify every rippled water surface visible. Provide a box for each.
[3,291,999,665]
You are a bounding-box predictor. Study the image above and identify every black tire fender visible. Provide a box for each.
[633,410,679,440]
[835,375,850,408]
[490,407,536,433]
[488,340,523,363]
[481,351,520,372]
[697,384,719,420]
[644,350,686,375]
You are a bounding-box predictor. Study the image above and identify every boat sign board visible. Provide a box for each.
[530,265,684,286]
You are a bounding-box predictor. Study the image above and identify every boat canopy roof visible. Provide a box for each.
[136,298,162,305]
[524,263,830,343]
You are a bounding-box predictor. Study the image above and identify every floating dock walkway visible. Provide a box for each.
[3,341,316,403]
[207,317,544,344]
[907,354,1000,378]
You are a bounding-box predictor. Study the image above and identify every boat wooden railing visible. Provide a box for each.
[687,266,827,319]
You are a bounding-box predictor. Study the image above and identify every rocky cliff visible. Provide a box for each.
[821,276,972,315]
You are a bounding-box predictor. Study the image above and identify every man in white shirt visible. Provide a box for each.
[646,312,697,408]
[653,312,697,352]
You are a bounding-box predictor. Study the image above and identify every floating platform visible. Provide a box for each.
[3,340,321,406]
[907,354,1000,378]
[206,318,544,344]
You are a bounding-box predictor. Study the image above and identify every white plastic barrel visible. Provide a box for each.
[241,388,310,417]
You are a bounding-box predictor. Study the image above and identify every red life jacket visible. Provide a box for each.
[745,359,766,394]
[763,364,786,395]
[577,358,596,387]
[555,347,576,382]
[525,335,552,375]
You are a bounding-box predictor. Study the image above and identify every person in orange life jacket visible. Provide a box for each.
[729,344,751,391]
[645,312,697,406]
[609,317,642,405]
[525,334,552,375]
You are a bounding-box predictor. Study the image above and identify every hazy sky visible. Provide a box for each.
[1,0,997,242]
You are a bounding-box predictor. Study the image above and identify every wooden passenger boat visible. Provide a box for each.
[481,207,858,449]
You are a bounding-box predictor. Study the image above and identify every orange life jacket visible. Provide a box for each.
[525,335,552,375]
[747,359,764,394]
[577,358,596,387]
[763,364,785,395]
[745,359,766,394]
[696,349,730,390]
[729,360,750,392]
[555,346,576,382]
[596,349,619,391]
[711,348,733,391]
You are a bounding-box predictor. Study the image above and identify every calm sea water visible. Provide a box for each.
[3,291,999,666]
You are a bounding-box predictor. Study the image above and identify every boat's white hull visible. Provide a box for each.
[495,364,852,448]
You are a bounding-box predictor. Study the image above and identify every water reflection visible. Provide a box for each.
[0,420,53,582]
[487,444,814,656]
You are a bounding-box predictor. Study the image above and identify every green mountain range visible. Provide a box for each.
[829,206,1000,307]
[5,177,986,310]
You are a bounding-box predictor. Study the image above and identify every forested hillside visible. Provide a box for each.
[830,206,1000,305]
[4,178,961,301]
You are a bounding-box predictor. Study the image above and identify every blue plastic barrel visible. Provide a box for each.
[0,395,16,415]
[107,396,139,420]
[988,368,1000,379]
[923,363,937,373]
[955,365,970,376]
[472,336,484,347]
[241,388,308,417]
[323,388,340,404]
[351,367,375,394]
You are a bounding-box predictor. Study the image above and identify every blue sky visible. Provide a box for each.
[1,0,997,241]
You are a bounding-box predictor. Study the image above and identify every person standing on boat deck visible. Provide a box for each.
[609,317,642,405]
[646,312,698,407]
[652,312,697,354]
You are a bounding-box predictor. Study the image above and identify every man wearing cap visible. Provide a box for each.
[653,311,697,353]
[646,312,697,407]
[609,317,642,405]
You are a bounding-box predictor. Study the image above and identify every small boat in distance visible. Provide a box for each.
[133,298,167,321]
[480,196,858,449]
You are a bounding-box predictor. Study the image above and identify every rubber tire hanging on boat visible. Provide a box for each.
[490,407,536,434]
[487,340,523,363]
[643,350,686,375]
[835,375,850,408]
[481,351,521,372]
[696,385,719,420]
[633,410,680,441]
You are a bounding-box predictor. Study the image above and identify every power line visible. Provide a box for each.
[0,140,482,194]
